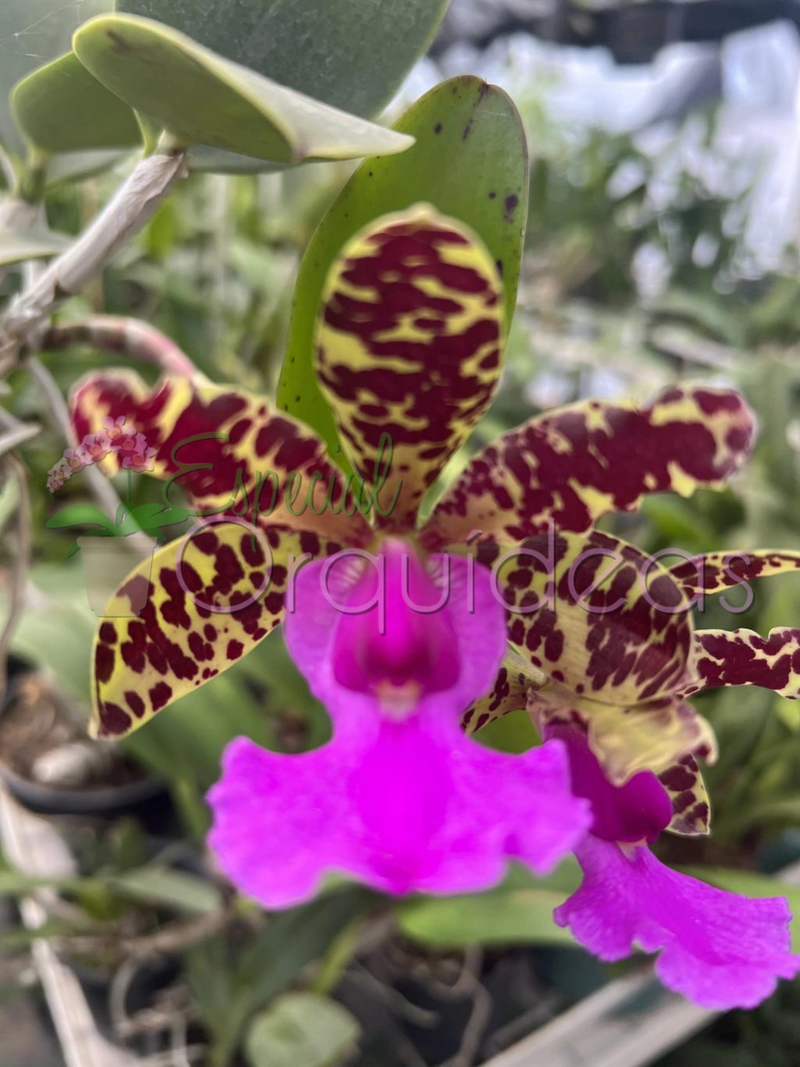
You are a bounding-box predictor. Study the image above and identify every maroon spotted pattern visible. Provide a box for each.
[686,628,800,699]
[317,219,502,529]
[422,387,755,545]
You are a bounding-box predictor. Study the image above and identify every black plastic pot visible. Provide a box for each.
[0,655,168,824]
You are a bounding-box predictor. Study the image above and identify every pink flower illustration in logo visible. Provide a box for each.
[63,448,88,474]
[46,459,70,493]
[80,432,111,463]
[122,438,157,473]
[102,415,134,442]
[47,425,154,494]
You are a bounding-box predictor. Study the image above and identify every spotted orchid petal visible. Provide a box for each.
[315,206,505,532]
[70,372,372,547]
[91,521,340,738]
[551,725,799,1010]
[658,754,711,836]
[422,386,754,547]
[462,648,547,734]
[209,542,590,905]
[486,530,695,706]
[556,835,800,1010]
[684,628,800,700]
[532,696,716,786]
[667,549,800,600]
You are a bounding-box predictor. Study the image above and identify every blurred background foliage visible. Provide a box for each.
[4,4,800,1064]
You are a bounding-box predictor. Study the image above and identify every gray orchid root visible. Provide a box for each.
[0,145,188,369]
[42,315,197,378]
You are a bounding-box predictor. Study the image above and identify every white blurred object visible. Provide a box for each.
[396,8,800,274]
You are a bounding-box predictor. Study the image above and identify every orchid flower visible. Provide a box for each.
[547,722,800,1010]
[80,431,112,463]
[46,458,70,493]
[68,205,800,1004]
[120,435,157,472]
[63,447,88,474]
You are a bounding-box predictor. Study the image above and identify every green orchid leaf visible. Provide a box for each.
[44,149,132,188]
[106,867,222,916]
[277,75,529,456]
[45,503,117,532]
[117,502,190,536]
[73,15,414,167]
[0,227,70,266]
[12,51,142,155]
[397,868,578,949]
[0,0,112,160]
[245,993,361,1067]
[117,0,448,173]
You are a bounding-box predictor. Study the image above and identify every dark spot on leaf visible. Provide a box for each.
[477,82,490,102]
[106,30,131,52]
[488,191,497,200]
[434,123,442,135]
[495,258,504,276]
[462,120,473,140]
[504,193,520,221]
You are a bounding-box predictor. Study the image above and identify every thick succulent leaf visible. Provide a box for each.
[278,76,529,453]
[423,386,755,547]
[73,15,413,166]
[91,523,337,738]
[118,0,447,119]
[0,227,69,266]
[119,0,448,173]
[315,206,504,530]
[668,549,800,599]
[12,52,141,154]
[685,628,800,699]
[45,148,131,187]
[659,755,711,837]
[70,371,373,547]
[462,648,547,734]
[481,529,695,707]
[0,0,112,159]
[532,696,717,787]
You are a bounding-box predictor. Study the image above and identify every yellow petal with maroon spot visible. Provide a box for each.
[659,754,711,837]
[422,386,754,547]
[530,693,717,786]
[475,530,695,708]
[462,648,548,735]
[315,205,505,532]
[684,628,800,699]
[70,371,373,547]
[668,550,800,600]
[91,522,339,738]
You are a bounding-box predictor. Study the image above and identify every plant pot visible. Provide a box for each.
[77,534,155,617]
[0,658,168,825]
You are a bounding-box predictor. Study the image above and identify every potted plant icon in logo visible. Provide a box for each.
[46,417,190,616]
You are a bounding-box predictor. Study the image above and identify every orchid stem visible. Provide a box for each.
[0,137,187,368]
[0,456,31,694]
[41,315,197,378]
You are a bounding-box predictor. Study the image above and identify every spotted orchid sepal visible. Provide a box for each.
[208,540,591,904]
[315,204,506,529]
